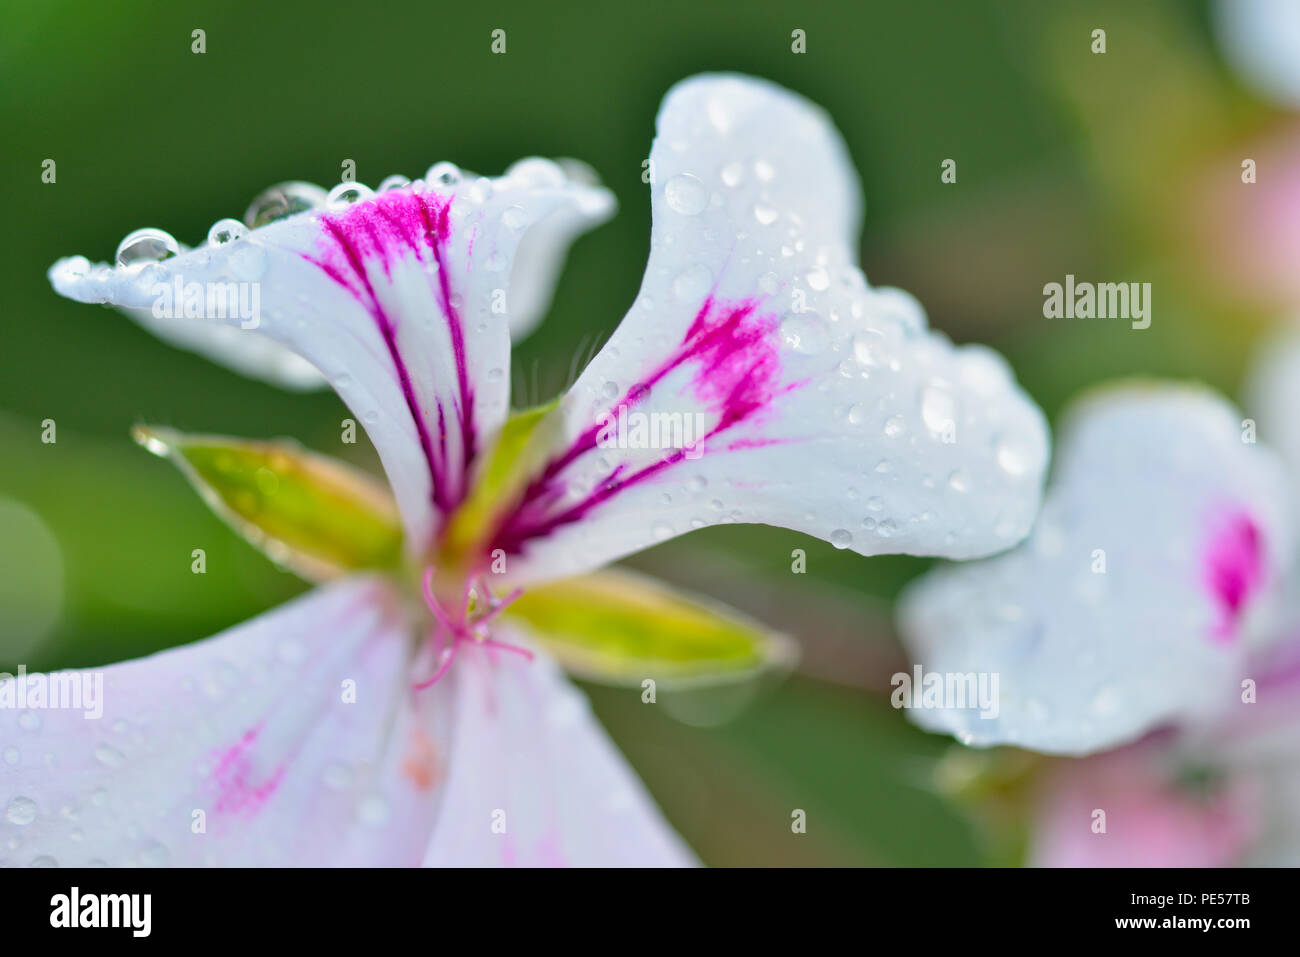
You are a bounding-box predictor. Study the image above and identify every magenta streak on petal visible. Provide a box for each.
[490,296,787,554]
[1203,510,1265,643]
[210,722,288,817]
[305,190,477,521]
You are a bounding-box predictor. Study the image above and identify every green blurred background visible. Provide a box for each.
[1,0,1287,864]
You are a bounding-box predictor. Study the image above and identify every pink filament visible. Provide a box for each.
[413,567,532,690]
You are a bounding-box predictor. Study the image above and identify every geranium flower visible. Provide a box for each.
[899,382,1293,755]
[13,74,1049,867]
[900,377,1300,864]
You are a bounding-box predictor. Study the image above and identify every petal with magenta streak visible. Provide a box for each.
[0,578,450,867]
[483,74,1049,584]
[49,162,614,552]
[898,383,1293,755]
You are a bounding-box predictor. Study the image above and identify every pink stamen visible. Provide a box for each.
[412,567,532,689]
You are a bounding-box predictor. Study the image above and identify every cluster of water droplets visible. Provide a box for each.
[90,157,583,292]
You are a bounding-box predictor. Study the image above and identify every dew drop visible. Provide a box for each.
[501,205,531,230]
[830,529,853,549]
[327,182,375,209]
[995,437,1033,476]
[378,174,411,192]
[94,745,125,768]
[780,313,829,355]
[506,158,564,187]
[948,469,970,493]
[206,218,248,247]
[17,710,40,731]
[720,162,745,187]
[426,162,462,187]
[664,173,708,215]
[243,181,328,228]
[883,415,906,438]
[920,385,957,435]
[115,228,179,270]
[5,796,37,826]
[754,158,775,182]
[651,521,674,540]
[852,333,884,366]
[753,203,778,225]
[806,267,830,291]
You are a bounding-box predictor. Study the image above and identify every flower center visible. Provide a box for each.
[412,567,531,690]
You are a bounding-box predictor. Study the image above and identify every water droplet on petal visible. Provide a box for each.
[920,385,957,435]
[327,182,375,209]
[781,313,829,355]
[651,521,674,540]
[720,162,745,187]
[426,162,462,187]
[507,157,564,187]
[501,205,531,230]
[664,173,708,215]
[883,415,906,438]
[5,796,37,826]
[378,174,411,192]
[243,181,328,228]
[94,745,125,768]
[116,228,179,270]
[206,218,248,247]
[753,204,778,225]
[852,333,884,366]
[995,437,1032,476]
[830,529,853,549]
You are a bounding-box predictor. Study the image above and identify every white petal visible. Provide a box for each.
[1243,326,1300,502]
[119,306,327,390]
[504,158,614,342]
[485,74,1048,583]
[422,635,695,867]
[898,383,1294,755]
[0,578,450,867]
[1215,0,1300,107]
[50,165,614,551]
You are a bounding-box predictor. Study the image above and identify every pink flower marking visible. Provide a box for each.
[1203,509,1265,643]
[490,295,789,554]
[305,190,477,525]
[210,722,287,818]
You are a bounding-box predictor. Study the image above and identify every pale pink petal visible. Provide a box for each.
[899,384,1293,754]
[1030,742,1260,868]
[422,634,694,867]
[0,578,449,867]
